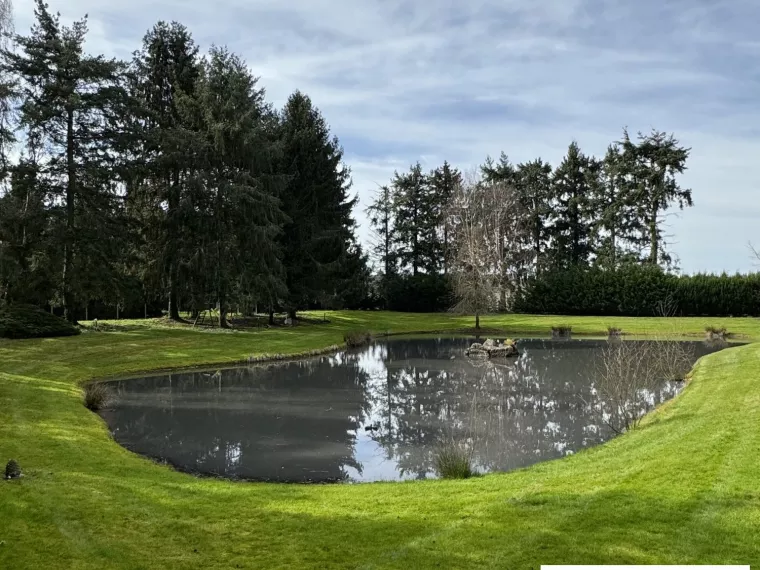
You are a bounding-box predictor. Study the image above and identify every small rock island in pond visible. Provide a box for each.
[465,338,518,358]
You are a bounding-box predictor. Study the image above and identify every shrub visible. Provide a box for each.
[552,325,572,337]
[607,327,622,336]
[433,442,476,479]
[383,274,453,313]
[84,383,111,412]
[5,459,21,480]
[0,303,80,339]
[705,325,728,340]
[344,330,372,348]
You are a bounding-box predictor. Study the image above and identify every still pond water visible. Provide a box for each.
[101,337,726,483]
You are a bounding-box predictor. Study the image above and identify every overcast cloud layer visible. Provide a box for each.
[14,0,760,274]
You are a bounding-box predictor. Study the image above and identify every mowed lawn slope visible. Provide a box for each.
[1,311,759,569]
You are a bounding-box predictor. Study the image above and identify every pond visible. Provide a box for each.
[100,337,729,483]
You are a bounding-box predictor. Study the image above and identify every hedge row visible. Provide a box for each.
[0,303,81,339]
[383,274,453,313]
[513,266,760,317]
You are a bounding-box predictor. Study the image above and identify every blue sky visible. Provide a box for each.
[14,0,760,274]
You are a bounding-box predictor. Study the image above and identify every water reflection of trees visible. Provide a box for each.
[102,352,372,482]
[365,338,697,477]
[102,338,719,483]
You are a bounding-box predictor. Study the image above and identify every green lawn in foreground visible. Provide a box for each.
[1,311,759,569]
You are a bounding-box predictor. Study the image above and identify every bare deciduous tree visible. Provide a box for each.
[447,175,529,328]
[749,242,760,266]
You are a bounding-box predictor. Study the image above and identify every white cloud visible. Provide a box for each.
[12,0,760,273]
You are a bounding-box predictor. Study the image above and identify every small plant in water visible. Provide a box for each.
[84,382,111,412]
[433,441,476,479]
[551,325,572,338]
[705,325,728,341]
[344,330,372,348]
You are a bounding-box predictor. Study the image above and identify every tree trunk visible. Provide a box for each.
[610,225,616,267]
[443,223,448,275]
[268,307,275,326]
[167,172,181,321]
[288,307,297,320]
[475,312,480,330]
[168,270,180,320]
[649,204,658,264]
[169,284,180,321]
[62,109,76,323]
[218,295,229,329]
[534,221,541,275]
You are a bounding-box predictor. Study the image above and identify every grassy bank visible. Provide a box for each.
[1,311,759,568]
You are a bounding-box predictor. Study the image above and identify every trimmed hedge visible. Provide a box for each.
[514,265,760,317]
[384,274,453,313]
[0,303,81,339]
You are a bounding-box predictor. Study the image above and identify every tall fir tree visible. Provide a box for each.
[515,158,553,274]
[619,128,693,268]
[548,141,594,268]
[194,46,287,327]
[591,144,642,268]
[130,20,201,320]
[1,0,129,321]
[428,160,461,274]
[278,90,356,318]
[0,0,14,181]
[0,139,56,305]
[481,152,516,185]
[391,162,436,275]
[366,184,396,277]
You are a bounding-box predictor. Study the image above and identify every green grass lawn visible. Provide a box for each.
[1,311,759,568]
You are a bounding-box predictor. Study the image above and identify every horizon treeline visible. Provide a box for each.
[368,130,695,312]
[0,1,371,325]
[1,0,742,322]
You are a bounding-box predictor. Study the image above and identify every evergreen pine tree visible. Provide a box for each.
[391,162,436,275]
[591,144,642,268]
[2,0,129,321]
[515,158,553,274]
[278,90,357,318]
[194,46,287,327]
[619,128,693,268]
[428,161,462,274]
[548,141,594,268]
[481,152,516,185]
[130,21,201,320]
[0,141,56,305]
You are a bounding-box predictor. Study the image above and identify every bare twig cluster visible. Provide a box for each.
[593,339,692,434]
[447,176,530,328]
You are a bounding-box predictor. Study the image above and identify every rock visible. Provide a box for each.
[5,459,21,480]
[487,346,516,358]
[466,348,489,358]
[465,339,518,359]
